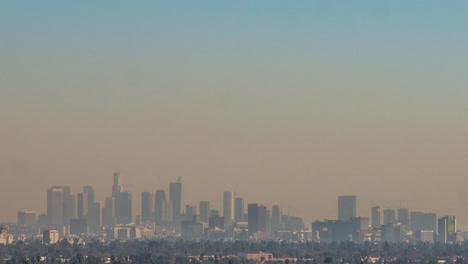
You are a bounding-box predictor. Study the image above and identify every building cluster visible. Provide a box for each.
[312,196,462,244]
[3,176,463,244]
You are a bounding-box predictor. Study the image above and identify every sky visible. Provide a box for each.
[1,1,468,228]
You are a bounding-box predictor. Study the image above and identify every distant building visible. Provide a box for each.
[199,201,210,223]
[47,187,64,226]
[209,215,225,229]
[102,197,115,226]
[271,205,282,232]
[169,178,182,220]
[410,212,436,232]
[371,206,381,229]
[117,191,132,224]
[70,218,88,235]
[383,209,396,225]
[210,209,220,216]
[181,220,204,239]
[17,210,36,227]
[398,208,410,226]
[223,191,235,228]
[338,196,356,221]
[438,216,457,243]
[43,229,60,244]
[77,192,89,219]
[381,223,406,243]
[88,202,101,232]
[415,230,434,243]
[248,203,267,236]
[83,186,95,206]
[0,226,14,245]
[154,190,166,223]
[235,197,244,222]
[141,192,154,222]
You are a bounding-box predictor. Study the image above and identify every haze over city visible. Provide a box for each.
[2,0,468,232]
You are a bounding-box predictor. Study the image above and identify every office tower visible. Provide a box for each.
[223,191,235,228]
[63,191,74,225]
[77,193,89,219]
[70,194,76,219]
[338,196,356,221]
[438,216,456,243]
[43,230,60,244]
[87,202,101,232]
[199,201,210,223]
[112,172,122,198]
[384,209,396,225]
[235,197,244,222]
[271,205,281,232]
[102,197,115,226]
[116,191,132,224]
[141,192,154,222]
[17,211,36,227]
[162,200,173,223]
[47,187,64,226]
[209,215,225,229]
[154,190,166,223]
[248,203,267,235]
[410,212,437,232]
[169,177,182,220]
[398,208,410,226]
[70,219,88,235]
[83,186,95,206]
[371,206,381,229]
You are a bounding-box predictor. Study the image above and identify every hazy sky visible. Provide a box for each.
[2,1,468,228]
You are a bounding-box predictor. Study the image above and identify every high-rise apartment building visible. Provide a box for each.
[338,196,356,221]
[235,197,244,222]
[141,192,154,222]
[248,203,267,235]
[169,178,182,220]
[223,191,235,228]
[371,206,381,229]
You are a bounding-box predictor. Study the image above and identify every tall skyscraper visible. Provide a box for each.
[154,190,166,223]
[47,187,64,226]
[223,191,235,228]
[141,192,154,222]
[234,197,244,222]
[169,177,182,220]
[398,208,410,226]
[116,191,132,224]
[383,209,396,225]
[87,202,101,232]
[248,203,267,235]
[162,200,173,223]
[271,205,282,232]
[102,197,115,226]
[112,172,121,198]
[199,201,210,223]
[438,216,457,243]
[77,192,89,219]
[338,196,356,221]
[371,206,381,229]
[83,186,95,207]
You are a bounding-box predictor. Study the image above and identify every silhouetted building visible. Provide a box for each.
[248,203,267,235]
[235,197,244,222]
[117,192,132,224]
[47,187,64,226]
[209,215,225,229]
[415,230,434,243]
[438,216,456,243]
[199,201,210,223]
[381,223,405,243]
[223,191,235,228]
[161,200,173,223]
[70,218,88,235]
[43,229,59,244]
[88,202,101,232]
[398,208,410,226]
[154,190,166,223]
[169,178,182,220]
[17,211,36,227]
[102,197,115,226]
[338,196,356,221]
[383,209,396,225]
[141,192,154,222]
[371,206,381,229]
[410,212,436,232]
[83,186,95,207]
[77,192,88,219]
[271,205,281,232]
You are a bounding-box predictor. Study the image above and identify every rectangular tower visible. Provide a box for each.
[338,196,356,221]
[223,191,235,228]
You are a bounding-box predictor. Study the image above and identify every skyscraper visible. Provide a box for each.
[371,206,381,229]
[47,187,64,226]
[410,212,437,232]
[87,202,101,232]
[271,205,281,232]
[77,192,89,219]
[116,191,132,224]
[83,186,95,207]
[234,197,244,222]
[223,191,235,228]
[112,172,121,198]
[199,201,210,223]
[248,203,267,235]
[141,192,154,222]
[17,211,36,227]
[169,177,182,220]
[102,197,115,226]
[438,216,457,243]
[384,209,396,225]
[338,196,356,221]
[398,208,410,226]
[154,190,166,223]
